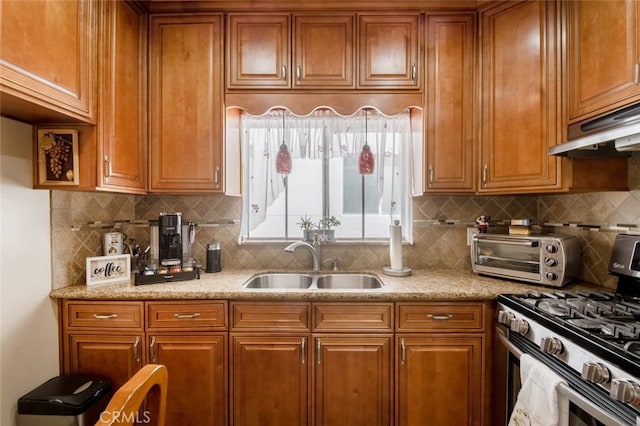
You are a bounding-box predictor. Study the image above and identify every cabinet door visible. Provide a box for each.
[98,0,147,193]
[479,1,561,193]
[66,334,143,390]
[396,335,483,426]
[231,335,309,425]
[425,14,475,192]
[226,14,290,88]
[0,0,96,122]
[149,15,223,193]
[149,334,227,426]
[359,15,420,89]
[567,0,640,122]
[314,335,392,426]
[293,15,355,88]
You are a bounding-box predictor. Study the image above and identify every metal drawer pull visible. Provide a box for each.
[316,339,321,365]
[93,313,118,320]
[150,336,157,363]
[174,313,201,319]
[400,338,406,365]
[301,337,306,364]
[427,314,453,320]
[133,336,141,363]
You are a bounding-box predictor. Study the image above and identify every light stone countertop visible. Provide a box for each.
[49,268,606,301]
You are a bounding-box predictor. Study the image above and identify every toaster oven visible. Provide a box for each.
[471,234,581,286]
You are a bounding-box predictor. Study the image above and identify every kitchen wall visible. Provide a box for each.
[1,117,58,425]
[51,157,640,291]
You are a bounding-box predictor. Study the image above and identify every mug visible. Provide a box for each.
[103,232,126,255]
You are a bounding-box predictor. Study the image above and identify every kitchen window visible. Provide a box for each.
[239,108,419,243]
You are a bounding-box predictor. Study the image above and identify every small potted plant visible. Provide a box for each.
[297,215,316,242]
[317,215,341,242]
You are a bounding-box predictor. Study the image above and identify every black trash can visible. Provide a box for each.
[17,375,111,426]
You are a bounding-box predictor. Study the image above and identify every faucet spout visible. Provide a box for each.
[284,241,320,272]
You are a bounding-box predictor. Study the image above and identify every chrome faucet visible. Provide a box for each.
[284,241,320,272]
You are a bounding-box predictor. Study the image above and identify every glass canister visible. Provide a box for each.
[206,243,221,273]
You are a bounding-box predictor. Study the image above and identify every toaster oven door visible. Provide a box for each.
[472,237,541,282]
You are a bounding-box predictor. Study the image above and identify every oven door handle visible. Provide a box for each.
[496,328,632,426]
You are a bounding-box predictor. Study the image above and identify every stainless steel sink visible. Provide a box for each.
[243,273,314,289]
[242,272,383,290]
[315,273,383,289]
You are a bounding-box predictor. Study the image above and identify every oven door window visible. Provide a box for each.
[569,404,605,426]
[475,239,540,274]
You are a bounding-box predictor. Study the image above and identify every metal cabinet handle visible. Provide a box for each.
[635,63,640,86]
[296,64,301,83]
[282,64,287,80]
[150,336,157,363]
[482,164,488,187]
[316,339,321,365]
[301,337,306,364]
[214,166,220,188]
[174,313,200,319]
[93,313,118,320]
[133,336,141,363]
[412,64,417,84]
[400,338,406,365]
[427,314,453,320]
[428,165,434,185]
[103,156,112,179]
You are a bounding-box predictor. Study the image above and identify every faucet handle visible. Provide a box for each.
[323,258,339,271]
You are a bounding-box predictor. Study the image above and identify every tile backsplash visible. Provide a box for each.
[51,156,640,290]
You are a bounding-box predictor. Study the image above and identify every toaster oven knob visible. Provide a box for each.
[545,272,559,281]
[581,362,611,384]
[540,337,563,355]
[497,311,515,326]
[510,318,530,335]
[546,244,559,253]
[544,257,558,267]
[611,380,640,406]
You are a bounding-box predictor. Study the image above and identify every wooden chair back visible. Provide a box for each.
[95,364,168,426]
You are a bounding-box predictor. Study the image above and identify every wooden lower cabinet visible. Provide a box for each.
[314,335,393,426]
[396,335,483,426]
[66,334,144,391]
[148,334,227,426]
[231,335,309,425]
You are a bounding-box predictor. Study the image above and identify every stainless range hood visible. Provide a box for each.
[549,102,640,157]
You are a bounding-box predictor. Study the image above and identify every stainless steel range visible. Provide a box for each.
[496,234,640,425]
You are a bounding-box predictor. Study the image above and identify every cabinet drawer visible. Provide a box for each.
[64,301,143,329]
[147,301,227,331]
[396,303,485,332]
[313,303,393,332]
[230,302,310,331]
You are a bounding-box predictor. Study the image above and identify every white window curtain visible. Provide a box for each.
[240,108,417,241]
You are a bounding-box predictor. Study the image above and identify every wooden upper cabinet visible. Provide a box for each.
[149,14,224,193]
[293,15,355,88]
[479,1,561,193]
[97,0,147,194]
[0,0,96,123]
[226,14,291,88]
[424,14,475,193]
[358,14,421,89]
[567,0,640,122]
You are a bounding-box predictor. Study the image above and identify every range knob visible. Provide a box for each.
[611,380,640,406]
[510,318,530,335]
[546,244,559,253]
[581,362,611,384]
[540,337,563,355]
[545,272,559,281]
[544,257,558,267]
[497,311,515,326]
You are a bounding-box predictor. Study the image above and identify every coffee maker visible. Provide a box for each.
[159,212,182,266]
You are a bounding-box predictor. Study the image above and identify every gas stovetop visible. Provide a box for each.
[499,291,640,375]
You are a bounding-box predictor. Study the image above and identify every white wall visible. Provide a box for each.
[0,117,58,425]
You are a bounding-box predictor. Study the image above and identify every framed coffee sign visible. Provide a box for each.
[86,255,131,286]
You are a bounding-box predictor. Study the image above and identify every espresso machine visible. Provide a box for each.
[159,212,182,266]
